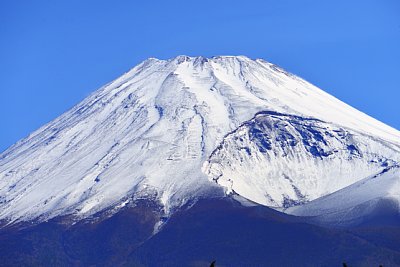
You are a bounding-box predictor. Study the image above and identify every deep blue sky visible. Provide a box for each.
[1,0,399,152]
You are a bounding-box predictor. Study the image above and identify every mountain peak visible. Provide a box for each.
[0,55,399,224]
[139,55,256,67]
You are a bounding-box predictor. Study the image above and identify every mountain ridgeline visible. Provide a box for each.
[0,56,399,266]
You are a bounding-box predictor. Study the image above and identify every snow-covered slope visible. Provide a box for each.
[203,111,400,208]
[0,55,399,224]
[286,166,400,226]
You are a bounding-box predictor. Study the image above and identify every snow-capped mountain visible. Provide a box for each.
[1,55,399,225]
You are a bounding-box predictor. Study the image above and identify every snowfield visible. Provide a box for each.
[0,55,399,224]
[203,111,400,208]
[286,166,400,226]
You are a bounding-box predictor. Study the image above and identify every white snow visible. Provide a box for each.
[0,55,399,224]
[286,167,400,225]
[203,112,400,208]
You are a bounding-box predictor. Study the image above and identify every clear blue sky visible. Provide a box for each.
[1,0,399,152]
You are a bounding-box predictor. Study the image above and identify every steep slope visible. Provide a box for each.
[203,111,400,208]
[0,55,399,225]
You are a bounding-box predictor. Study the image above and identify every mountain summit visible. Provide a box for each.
[1,55,399,226]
